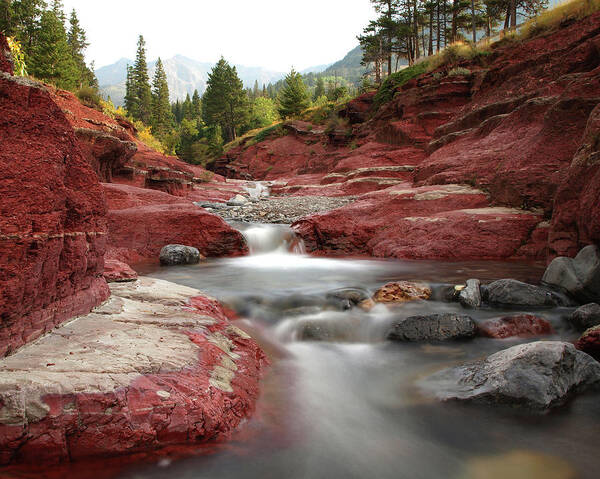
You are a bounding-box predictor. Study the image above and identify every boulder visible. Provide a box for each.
[227,194,249,206]
[420,341,600,409]
[373,281,432,304]
[103,259,138,283]
[159,244,203,266]
[0,73,109,357]
[568,303,600,331]
[387,313,476,341]
[483,279,574,308]
[576,325,600,360]
[478,314,554,339]
[542,245,600,303]
[459,279,482,308]
[0,278,267,464]
[325,287,371,306]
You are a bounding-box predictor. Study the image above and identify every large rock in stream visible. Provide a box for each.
[0,278,267,465]
[420,341,600,409]
[388,313,476,342]
[482,279,574,308]
[542,245,600,304]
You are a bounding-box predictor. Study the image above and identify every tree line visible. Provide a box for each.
[123,34,356,165]
[359,0,548,81]
[0,0,96,90]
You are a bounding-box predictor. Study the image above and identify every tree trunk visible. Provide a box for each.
[471,0,476,43]
[414,0,420,59]
[510,0,517,28]
[436,3,441,52]
[428,9,434,55]
[451,4,457,43]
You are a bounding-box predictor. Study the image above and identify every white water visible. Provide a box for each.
[240,223,306,255]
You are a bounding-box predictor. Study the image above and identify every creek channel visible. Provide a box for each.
[125,222,600,479]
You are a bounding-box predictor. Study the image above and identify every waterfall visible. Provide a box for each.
[241,224,306,255]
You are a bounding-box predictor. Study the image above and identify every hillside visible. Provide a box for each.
[211,9,600,262]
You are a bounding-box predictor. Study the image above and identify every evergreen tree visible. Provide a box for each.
[124,64,136,116]
[277,68,310,119]
[202,57,250,142]
[313,76,326,100]
[67,9,95,88]
[29,7,77,89]
[0,0,14,36]
[50,0,64,24]
[151,57,173,139]
[130,35,152,123]
[182,93,193,119]
[252,79,259,99]
[192,89,202,118]
[10,0,46,58]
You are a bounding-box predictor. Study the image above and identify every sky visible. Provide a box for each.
[61,0,377,72]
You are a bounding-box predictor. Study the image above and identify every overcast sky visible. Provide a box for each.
[61,0,376,71]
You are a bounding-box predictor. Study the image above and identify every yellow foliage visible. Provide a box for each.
[6,37,27,76]
[134,120,168,154]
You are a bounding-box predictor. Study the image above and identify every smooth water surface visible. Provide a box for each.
[120,224,599,479]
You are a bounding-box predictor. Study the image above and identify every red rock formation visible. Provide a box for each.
[478,314,554,339]
[0,73,109,357]
[103,259,138,282]
[549,103,600,256]
[576,325,600,360]
[103,183,247,264]
[212,14,600,261]
[0,279,267,465]
[0,33,13,74]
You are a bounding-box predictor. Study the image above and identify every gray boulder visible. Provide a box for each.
[227,194,249,206]
[568,303,600,331]
[419,341,600,409]
[483,279,574,307]
[387,313,476,342]
[459,279,482,308]
[325,287,371,306]
[159,244,202,266]
[542,245,600,303]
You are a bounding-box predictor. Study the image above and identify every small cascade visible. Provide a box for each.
[241,224,306,255]
[245,181,270,201]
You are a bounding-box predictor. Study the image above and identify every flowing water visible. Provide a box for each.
[120,223,600,479]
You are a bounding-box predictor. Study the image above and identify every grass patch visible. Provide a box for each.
[519,0,600,39]
[373,62,429,109]
[448,67,472,76]
[76,86,102,110]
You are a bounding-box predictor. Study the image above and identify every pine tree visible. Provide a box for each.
[202,57,250,142]
[191,89,202,119]
[0,0,14,36]
[50,0,65,24]
[313,76,326,100]
[67,9,95,88]
[252,79,259,99]
[10,0,47,58]
[29,8,77,89]
[124,64,136,117]
[151,57,173,139]
[277,68,310,119]
[182,93,192,119]
[130,35,152,124]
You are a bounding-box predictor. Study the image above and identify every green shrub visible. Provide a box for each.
[76,86,102,109]
[373,62,429,109]
[448,67,472,76]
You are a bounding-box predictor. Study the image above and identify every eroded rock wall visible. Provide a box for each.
[0,73,109,356]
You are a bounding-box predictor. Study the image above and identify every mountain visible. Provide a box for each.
[319,45,366,84]
[97,55,285,106]
[96,46,368,106]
